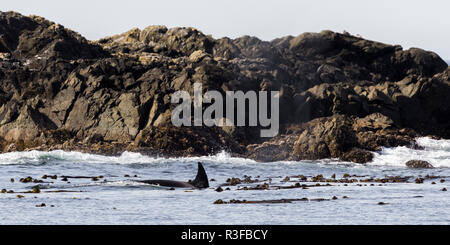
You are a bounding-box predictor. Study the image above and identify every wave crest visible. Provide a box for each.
[0,150,256,165]
[370,137,450,167]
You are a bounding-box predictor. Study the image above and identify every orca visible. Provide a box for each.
[138,162,209,189]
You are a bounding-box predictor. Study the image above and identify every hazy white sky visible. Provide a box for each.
[2,0,449,59]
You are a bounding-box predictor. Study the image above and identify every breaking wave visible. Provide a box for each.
[0,149,256,165]
[0,137,448,167]
[370,137,450,167]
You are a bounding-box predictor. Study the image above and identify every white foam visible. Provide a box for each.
[0,150,151,165]
[416,137,450,151]
[171,150,257,165]
[0,137,448,167]
[0,149,256,165]
[370,137,450,167]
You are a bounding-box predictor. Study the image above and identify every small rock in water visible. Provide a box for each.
[442,188,447,192]
[378,202,388,205]
[215,187,223,192]
[36,203,46,207]
[214,199,224,204]
[16,195,25,198]
[405,160,434,168]
[20,176,33,183]
[415,178,424,184]
[10,178,14,183]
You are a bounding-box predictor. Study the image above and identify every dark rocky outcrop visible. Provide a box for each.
[247,113,417,163]
[340,148,373,164]
[0,12,107,60]
[0,11,449,163]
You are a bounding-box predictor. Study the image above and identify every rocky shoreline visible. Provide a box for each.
[0,11,449,163]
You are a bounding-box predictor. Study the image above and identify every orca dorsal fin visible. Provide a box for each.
[191,162,209,188]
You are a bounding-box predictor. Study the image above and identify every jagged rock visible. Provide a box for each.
[189,50,209,63]
[290,113,416,162]
[293,115,356,160]
[98,25,214,58]
[135,125,245,157]
[245,134,298,162]
[246,113,411,163]
[340,148,373,164]
[0,11,448,160]
[0,11,107,60]
[4,143,19,152]
[289,31,336,58]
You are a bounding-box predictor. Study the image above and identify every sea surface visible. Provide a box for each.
[0,137,449,225]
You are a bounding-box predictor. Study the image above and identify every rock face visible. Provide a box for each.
[0,12,107,60]
[248,113,416,163]
[405,160,434,168]
[340,148,373,164]
[0,11,449,163]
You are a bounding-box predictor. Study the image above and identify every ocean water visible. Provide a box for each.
[0,137,449,225]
